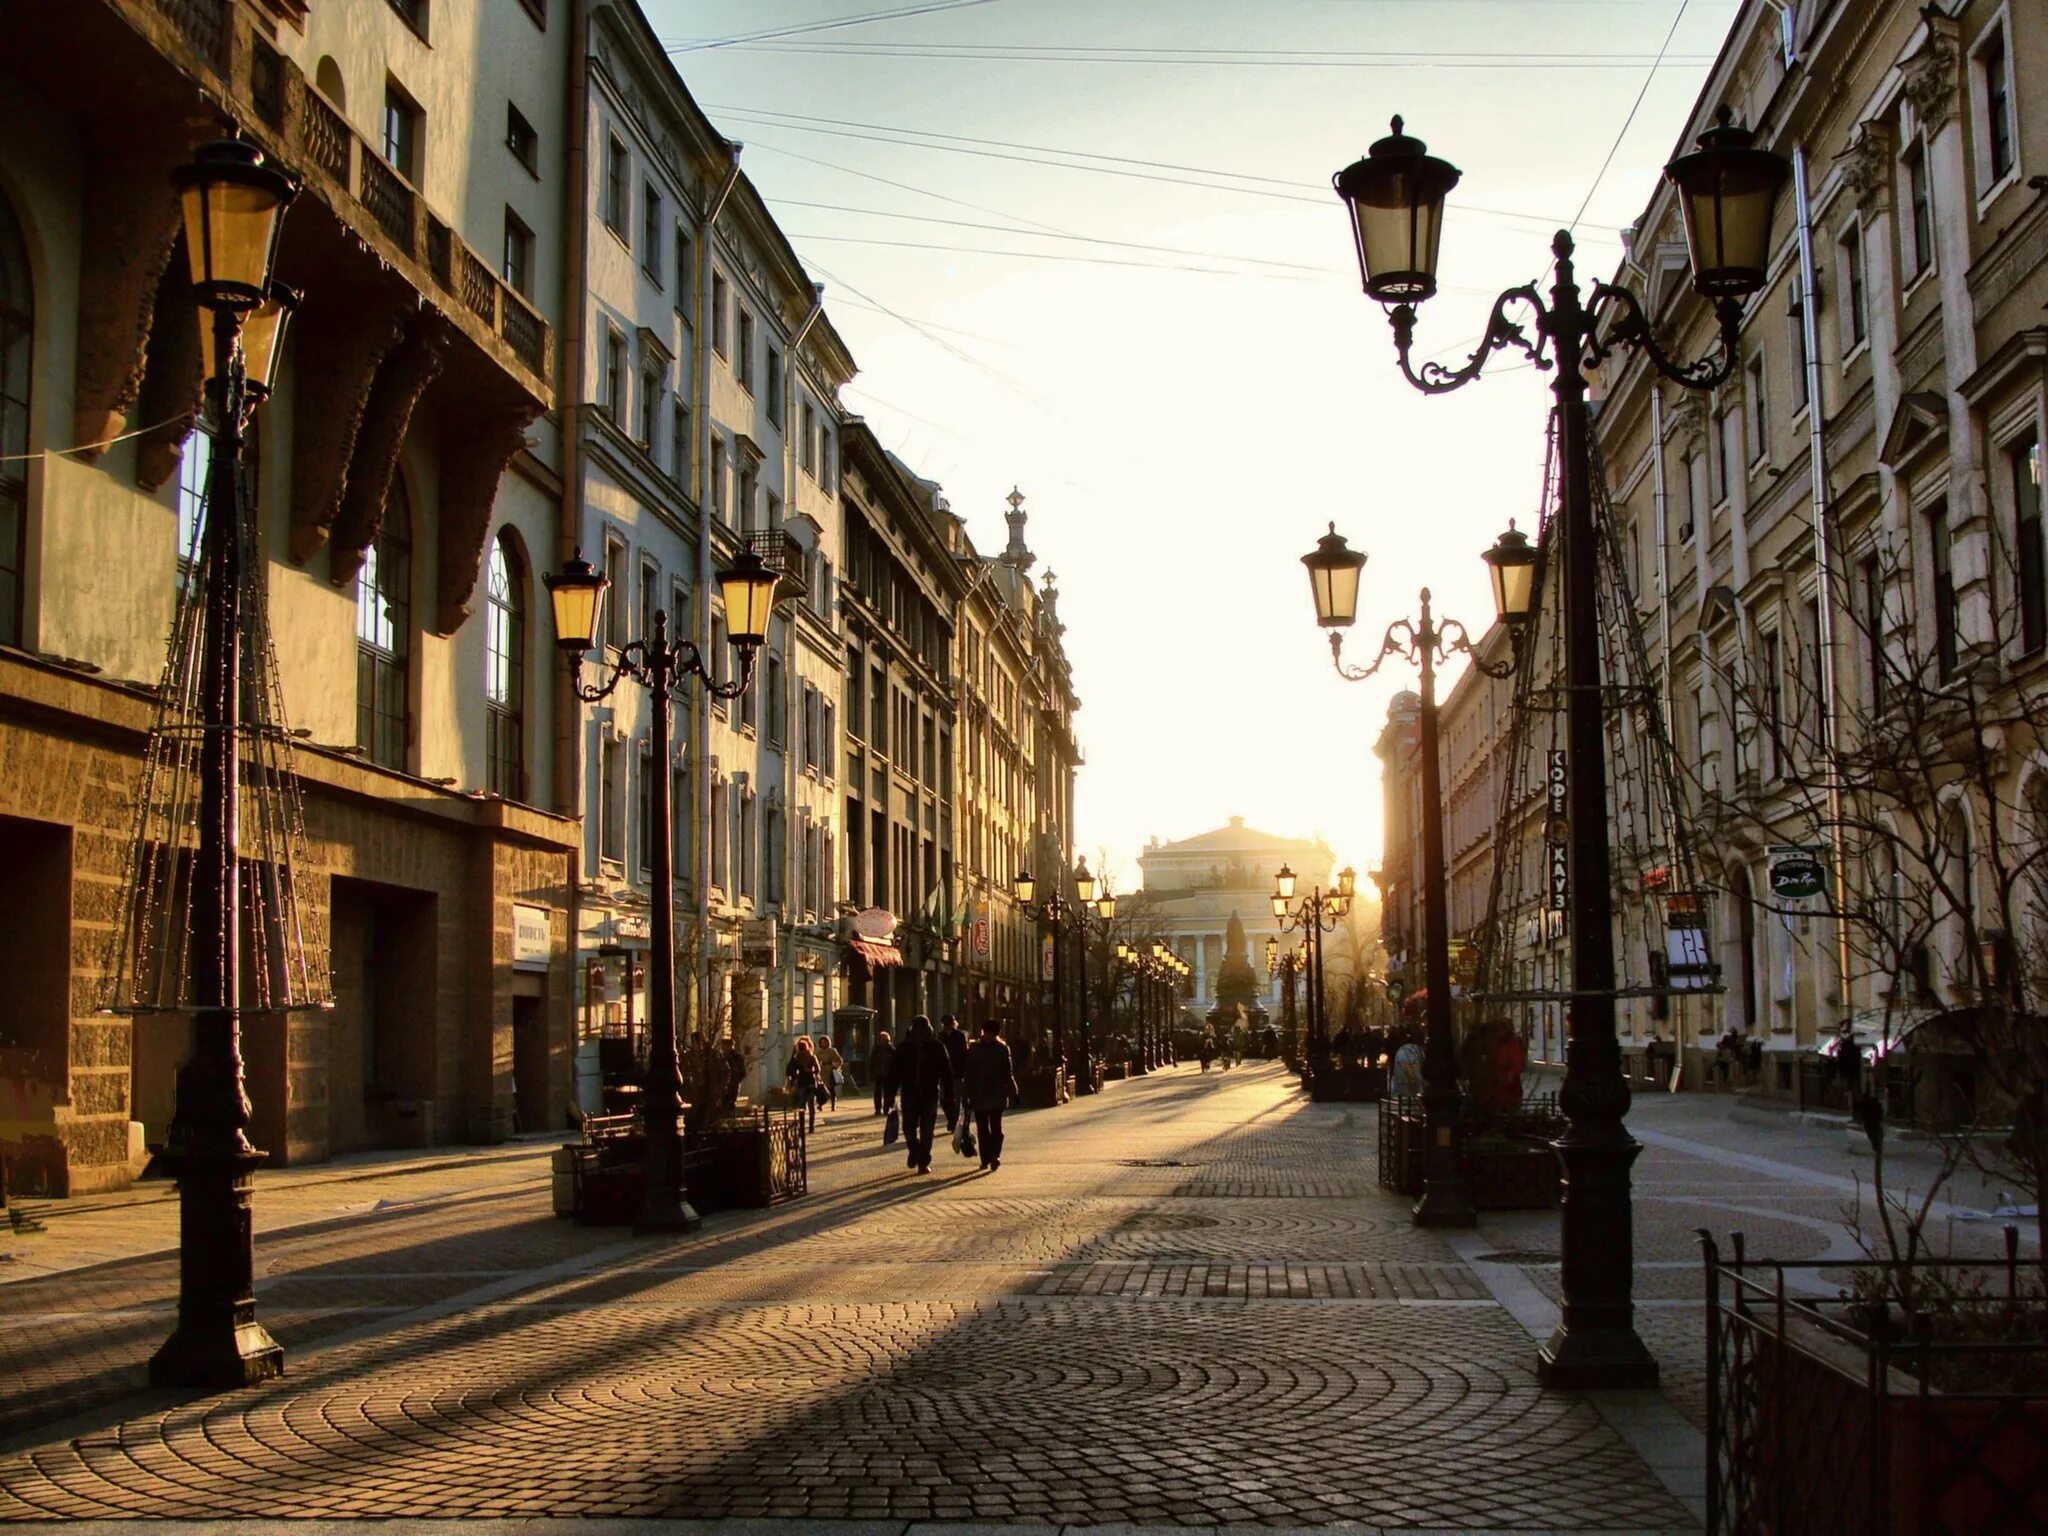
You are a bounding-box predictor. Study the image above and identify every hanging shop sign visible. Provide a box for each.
[1547,843,1570,912]
[741,917,778,968]
[1767,845,1827,904]
[1664,898,1715,991]
[971,916,991,958]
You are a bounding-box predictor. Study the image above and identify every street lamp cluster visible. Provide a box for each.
[543,546,779,1232]
[1269,862,1354,1091]
[1326,107,1789,1384]
[1012,858,1117,1093]
[1116,939,1187,1071]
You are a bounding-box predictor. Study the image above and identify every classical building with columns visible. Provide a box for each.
[1138,818,1334,1018]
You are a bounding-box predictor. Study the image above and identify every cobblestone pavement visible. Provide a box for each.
[6,1063,1988,1530]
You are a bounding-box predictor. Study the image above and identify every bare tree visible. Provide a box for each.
[1679,513,2048,1267]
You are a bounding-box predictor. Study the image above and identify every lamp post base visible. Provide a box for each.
[1537,1133,1658,1389]
[149,1149,284,1390]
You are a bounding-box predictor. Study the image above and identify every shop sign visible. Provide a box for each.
[513,904,549,972]
[741,916,778,968]
[613,912,650,944]
[1768,845,1826,904]
[1041,933,1055,980]
[971,917,991,958]
[851,907,898,941]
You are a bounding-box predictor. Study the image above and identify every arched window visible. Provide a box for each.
[0,191,32,646]
[355,481,412,770]
[484,532,525,798]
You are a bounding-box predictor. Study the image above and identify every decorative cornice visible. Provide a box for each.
[1837,119,1895,217]
[1901,9,1961,136]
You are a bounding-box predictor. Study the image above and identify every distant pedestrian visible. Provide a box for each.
[895,1015,957,1174]
[1198,1028,1216,1072]
[719,1035,746,1113]
[965,1019,1020,1172]
[939,1014,971,1128]
[815,1035,845,1112]
[784,1036,822,1130]
[871,1029,897,1116]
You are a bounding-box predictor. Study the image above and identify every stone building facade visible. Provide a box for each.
[1425,0,2048,1092]
[0,0,579,1195]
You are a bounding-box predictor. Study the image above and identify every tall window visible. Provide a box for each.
[604,326,624,420]
[674,227,692,319]
[604,135,628,237]
[735,308,754,391]
[636,744,652,873]
[505,102,538,174]
[671,760,691,881]
[1840,222,1868,349]
[0,193,27,647]
[1902,139,1933,278]
[671,398,689,482]
[503,208,533,296]
[1745,352,1769,464]
[355,483,413,770]
[641,183,662,281]
[709,778,728,887]
[638,559,657,643]
[1714,400,1739,502]
[710,436,727,520]
[765,652,785,743]
[800,400,815,472]
[1862,556,1886,710]
[711,272,729,356]
[603,537,625,649]
[2015,435,2045,656]
[638,360,659,449]
[175,421,214,588]
[382,83,422,181]
[485,534,525,798]
[1787,274,1810,411]
[766,345,782,424]
[1979,26,2015,184]
[1929,500,1958,680]
[600,737,624,863]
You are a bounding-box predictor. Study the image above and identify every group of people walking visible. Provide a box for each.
[873,1014,1020,1174]
[780,1033,845,1130]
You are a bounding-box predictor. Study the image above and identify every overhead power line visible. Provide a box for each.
[1570,0,1694,233]
[714,106,1625,235]
[667,0,1001,55]
[715,40,1718,70]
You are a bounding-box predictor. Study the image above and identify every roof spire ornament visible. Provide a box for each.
[1002,485,1035,570]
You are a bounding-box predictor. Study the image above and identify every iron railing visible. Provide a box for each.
[768,1108,808,1202]
[1700,1228,2047,1535]
[151,0,226,70]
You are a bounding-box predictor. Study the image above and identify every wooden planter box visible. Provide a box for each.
[1015,1066,1068,1109]
[1464,1141,1560,1210]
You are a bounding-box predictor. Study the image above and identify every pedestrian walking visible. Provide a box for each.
[964,1019,1020,1172]
[894,1015,957,1174]
[871,1029,897,1116]
[815,1034,845,1112]
[939,1014,971,1129]
[784,1036,822,1131]
[1198,1027,1216,1072]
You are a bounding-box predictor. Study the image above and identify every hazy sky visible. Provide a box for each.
[645,0,1741,889]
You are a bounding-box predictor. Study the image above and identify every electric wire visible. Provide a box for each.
[667,0,1001,55]
[718,40,1718,70]
[1568,0,1693,233]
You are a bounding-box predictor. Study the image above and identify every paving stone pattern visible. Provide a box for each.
[0,1063,1873,1529]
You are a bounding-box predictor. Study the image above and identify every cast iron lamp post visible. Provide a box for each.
[1272,864,1351,1091]
[1013,858,1103,1097]
[1300,522,1537,1228]
[546,547,778,1231]
[1115,942,1150,1076]
[150,137,298,1391]
[1334,107,1787,1383]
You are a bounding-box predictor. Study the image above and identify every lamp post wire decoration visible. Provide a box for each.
[102,136,331,1390]
[545,546,779,1232]
[1334,108,1788,1384]
[1014,858,1104,1097]
[1300,523,1536,1226]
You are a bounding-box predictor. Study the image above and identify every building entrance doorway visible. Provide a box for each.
[512,993,547,1132]
[328,877,437,1152]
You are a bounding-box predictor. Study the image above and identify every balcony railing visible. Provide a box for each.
[744,530,809,600]
[198,13,553,395]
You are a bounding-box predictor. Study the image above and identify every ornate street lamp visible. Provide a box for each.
[548,548,773,1232]
[1301,522,1530,1228]
[144,136,299,1392]
[1334,106,1789,1386]
[1015,864,1095,1097]
[1274,876,1346,1094]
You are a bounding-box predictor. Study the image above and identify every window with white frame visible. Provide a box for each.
[638,361,659,449]
[1839,221,1868,350]
[600,735,624,864]
[1714,397,1739,503]
[603,325,624,420]
[1901,136,1933,280]
[2011,433,2044,655]
[603,134,628,238]
[1973,15,2017,192]
[642,182,663,283]
[1745,351,1769,465]
[671,398,689,482]
[603,536,625,649]
[638,558,658,644]
[175,419,213,587]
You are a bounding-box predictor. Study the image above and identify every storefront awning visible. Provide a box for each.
[850,936,904,969]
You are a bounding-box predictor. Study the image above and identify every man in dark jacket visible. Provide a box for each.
[894,1015,956,1173]
[938,1015,971,1129]
[964,1019,1020,1172]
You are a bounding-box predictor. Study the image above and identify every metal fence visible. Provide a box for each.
[768,1109,808,1203]
[1699,1228,2047,1535]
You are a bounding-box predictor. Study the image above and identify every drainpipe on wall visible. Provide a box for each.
[778,285,825,1040]
[556,0,591,826]
[1793,143,1852,1026]
[692,145,745,1033]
